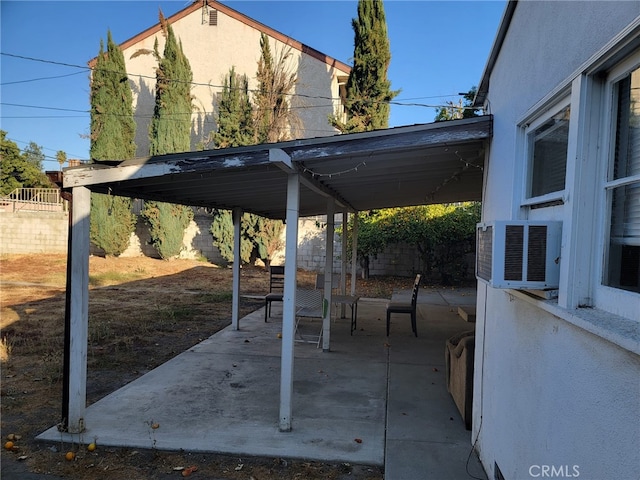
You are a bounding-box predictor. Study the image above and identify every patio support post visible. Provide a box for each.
[279,173,299,432]
[351,212,358,294]
[322,198,335,352]
[65,186,90,433]
[231,207,242,330]
[339,212,348,317]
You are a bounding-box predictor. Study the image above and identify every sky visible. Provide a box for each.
[0,0,506,171]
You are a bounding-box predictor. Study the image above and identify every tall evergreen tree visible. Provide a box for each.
[90,31,136,160]
[213,68,254,148]
[254,33,298,143]
[210,59,285,267]
[144,11,195,259]
[89,30,137,256]
[330,0,398,133]
[149,13,193,155]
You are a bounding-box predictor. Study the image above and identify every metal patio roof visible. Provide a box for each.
[63,116,492,218]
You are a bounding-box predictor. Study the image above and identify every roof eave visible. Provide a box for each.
[473,1,518,108]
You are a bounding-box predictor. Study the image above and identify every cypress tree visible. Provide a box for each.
[89,30,137,256]
[149,13,193,155]
[90,31,136,160]
[254,33,298,143]
[330,0,399,133]
[213,68,254,148]
[143,11,195,259]
[210,54,287,267]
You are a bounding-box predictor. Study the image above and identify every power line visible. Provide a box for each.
[7,136,86,161]
[0,51,468,110]
[0,70,86,86]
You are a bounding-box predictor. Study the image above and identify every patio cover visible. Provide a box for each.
[63,116,491,218]
[60,116,492,434]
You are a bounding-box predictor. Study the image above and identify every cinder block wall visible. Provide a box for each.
[1,211,434,278]
[0,211,69,254]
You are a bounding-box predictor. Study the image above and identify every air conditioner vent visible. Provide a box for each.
[476,221,562,289]
[504,225,524,280]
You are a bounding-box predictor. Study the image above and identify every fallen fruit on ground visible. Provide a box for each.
[87,442,97,452]
[4,441,14,450]
[65,451,75,461]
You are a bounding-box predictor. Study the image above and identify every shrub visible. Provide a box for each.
[141,201,193,259]
[90,193,136,256]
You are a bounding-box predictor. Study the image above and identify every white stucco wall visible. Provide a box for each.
[475,2,640,479]
[120,4,347,157]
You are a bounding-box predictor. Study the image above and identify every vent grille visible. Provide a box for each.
[504,225,524,280]
[527,225,548,281]
[209,9,218,25]
[476,225,493,281]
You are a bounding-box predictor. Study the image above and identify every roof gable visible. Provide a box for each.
[90,0,351,74]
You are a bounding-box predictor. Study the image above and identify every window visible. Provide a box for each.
[604,65,640,293]
[525,102,570,200]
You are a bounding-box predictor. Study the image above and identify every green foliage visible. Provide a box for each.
[145,14,195,259]
[141,201,193,259]
[149,13,193,156]
[254,33,298,143]
[345,203,480,283]
[210,210,284,267]
[210,46,288,266]
[90,30,136,161]
[330,0,399,133]
[89,30,138,255]
[90,193,137,256]
[214,68,255,148]
[56,151,67,171]
[435,87,480,121]
[0,131,52,195]
[210,211,254,264]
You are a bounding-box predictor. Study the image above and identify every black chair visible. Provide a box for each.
[386,274,422,337]
[264,265,285,322]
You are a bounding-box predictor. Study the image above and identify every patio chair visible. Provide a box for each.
[295,288,327,347]
[264,265,285,322]
[386,273,422,337]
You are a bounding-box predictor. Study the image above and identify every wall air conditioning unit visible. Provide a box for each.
[476,221,562,289]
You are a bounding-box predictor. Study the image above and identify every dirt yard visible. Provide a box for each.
[0,254,409,480]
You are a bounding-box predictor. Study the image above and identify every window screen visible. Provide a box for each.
[529,106,570,198]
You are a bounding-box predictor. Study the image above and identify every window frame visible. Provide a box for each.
[593,49,640,318]
[521,97,572,207]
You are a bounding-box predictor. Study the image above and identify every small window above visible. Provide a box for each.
[527,105,570,199]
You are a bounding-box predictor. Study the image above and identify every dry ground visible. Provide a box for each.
[0,254,409,480]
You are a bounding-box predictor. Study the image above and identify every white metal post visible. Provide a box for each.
[231,207,242,330]
[351,212,358,294]
[340,212,348,317]
[279,173,299,432]
[67,186,90,433]
[322,199,335,352]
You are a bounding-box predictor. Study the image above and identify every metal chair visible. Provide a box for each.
[264,265,285,322]
[386,274,422,337]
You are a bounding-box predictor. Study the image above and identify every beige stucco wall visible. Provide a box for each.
[122,5,346,157]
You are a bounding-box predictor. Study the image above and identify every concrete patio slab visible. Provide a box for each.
[37,287,486,479]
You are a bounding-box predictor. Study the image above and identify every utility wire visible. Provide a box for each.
[1,70,86,86]
[1,51,470,110]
